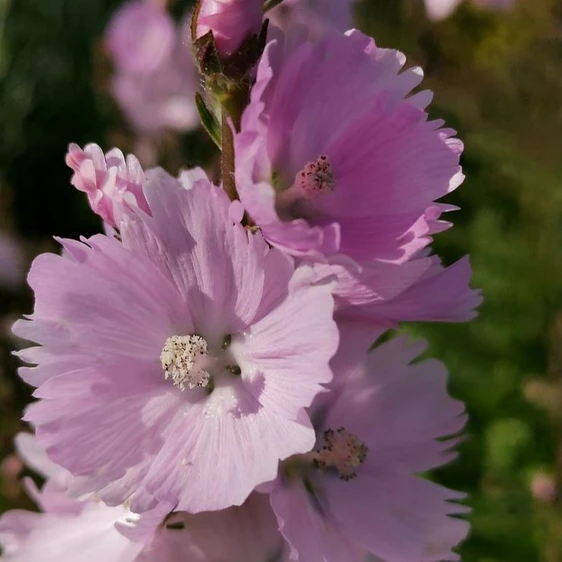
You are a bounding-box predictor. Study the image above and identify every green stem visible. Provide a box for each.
[264,0,285,12]
[219,80,250,202]
[221,110,237,202]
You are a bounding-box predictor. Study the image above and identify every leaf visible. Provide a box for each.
[195,92,221,148]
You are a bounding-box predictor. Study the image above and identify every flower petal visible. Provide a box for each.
[140,378,315,513]
[270,479,364,562]
[329,471,469,562]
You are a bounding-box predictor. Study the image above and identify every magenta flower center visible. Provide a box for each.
[311,427,368,481]
[275,155,336,221]
[160,335,211,390]
[294,155,335,200]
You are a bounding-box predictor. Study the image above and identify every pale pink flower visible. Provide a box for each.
[14,167,338,514]
[318,253,481,325]
[196,0,265,58]
[236,29,461,261]
[530,472,557,504]
[235,30,481,324]
[111,41,199,136]
[65,143,148,228]
[424,0,463,20]
[268,0,355,38]
[0,496,169,562]
[173,492,290,562]
[424,0,515,21]
[111,42,199,136]
[0,434,177,562]
[1,435,289,562]
[106,2,199,135]
[106,0,176,75]
[269,333,470,562]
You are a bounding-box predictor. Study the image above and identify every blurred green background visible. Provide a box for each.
[1,0,562,561]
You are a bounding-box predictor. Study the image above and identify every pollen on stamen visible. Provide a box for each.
[295,155,336,200]
[160,335,210,391]
[312,427,368,481]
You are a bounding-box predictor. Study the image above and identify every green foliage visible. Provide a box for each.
[358,2,562,561]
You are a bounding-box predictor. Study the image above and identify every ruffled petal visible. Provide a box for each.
[25,372,182,509]
[359,256,482,323]
[234,265,338,418]
[140,378,315,513]
[0,502,145,562]
[121,170,268,337]
[326,338,466,472]
[329,471,469,562]
[180,492,290,562]
[270,479,365,562]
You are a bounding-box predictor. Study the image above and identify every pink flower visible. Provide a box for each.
[106,1,176,75]
[14,167,338,514]
[111,41,199,135]
[424,0,515,21]
[110,47,199,136]
[173,492,290,562]
[268,0,355,38]
[0,491,171,562]
[106,4,199,136]
[196,0,264,58]
[236,30,461,261]
[0,434,177,562]
[530,472,557,504]
[424,0,463,19]
[1,434,290,562]
[235,30,480,324]
[269,333,470,562]
[66,143,148,228]
[318,253,482,325]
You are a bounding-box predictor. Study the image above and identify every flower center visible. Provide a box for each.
[160,335,210,391]
[311,427,368,481]
[294,155,335,200]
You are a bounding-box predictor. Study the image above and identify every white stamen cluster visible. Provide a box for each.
[312,427,368,481]
[295,155,335,199]
[160,335,210,391]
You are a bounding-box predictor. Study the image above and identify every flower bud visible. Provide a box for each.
[195,0,264,59]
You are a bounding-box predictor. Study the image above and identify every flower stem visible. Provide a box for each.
[219,79,250,201]
[264,0,285,12]
[221,110,237,201]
